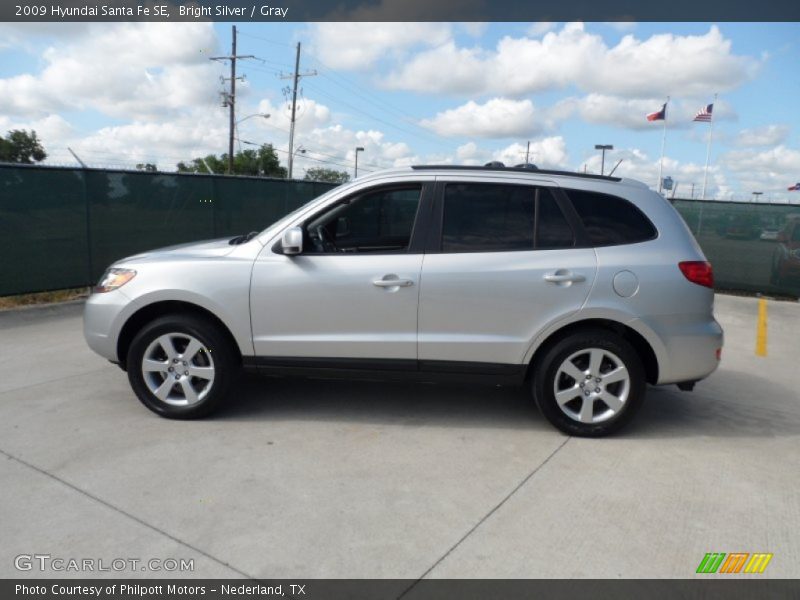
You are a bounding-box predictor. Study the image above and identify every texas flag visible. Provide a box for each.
[647,103,667,122]
[789,183,800,191]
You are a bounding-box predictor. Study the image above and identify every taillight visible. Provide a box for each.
[678,261,714,288]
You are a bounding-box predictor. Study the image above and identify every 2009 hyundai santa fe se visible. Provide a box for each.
[84,163,724,437]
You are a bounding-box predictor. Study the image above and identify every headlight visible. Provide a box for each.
[94,268,137,293]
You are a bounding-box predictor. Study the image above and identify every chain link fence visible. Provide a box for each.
[672,198,800,298]
[0,164,336,296]
[2,164,798,299]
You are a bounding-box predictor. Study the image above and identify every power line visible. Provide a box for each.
[236,30,457,153]
[303,49,433,128]
[301,80,454,153]
[237,30,295,49]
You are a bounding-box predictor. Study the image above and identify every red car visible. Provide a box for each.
[771,216,800,287]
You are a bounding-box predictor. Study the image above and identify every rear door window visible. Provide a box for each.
[566,189,657,246]
[441,183,573,253]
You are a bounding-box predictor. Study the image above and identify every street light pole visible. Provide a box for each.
[234,113,270,153]
[594,144,613,176]
[354,146,364,178]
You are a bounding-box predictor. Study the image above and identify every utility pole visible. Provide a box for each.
[210,26,255,174]
[525,141,530,163]
[281,42,317,180]
[690,183,695,199]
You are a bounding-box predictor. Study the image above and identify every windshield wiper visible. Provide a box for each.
[229,231,259,245]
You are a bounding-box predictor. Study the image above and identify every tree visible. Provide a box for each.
[177,144,286,178]
[304,168,350,184]
[0,129,47,164]
[136,163,158,172]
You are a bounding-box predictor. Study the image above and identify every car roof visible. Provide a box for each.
[353,164,651,190]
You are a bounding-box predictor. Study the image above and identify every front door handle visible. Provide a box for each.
[373,277,414,288]
[544,271,586,284]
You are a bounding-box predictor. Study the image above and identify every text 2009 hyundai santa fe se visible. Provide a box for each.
[84,163,723,437]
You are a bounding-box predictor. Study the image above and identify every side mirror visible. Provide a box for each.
[281,227,303,255]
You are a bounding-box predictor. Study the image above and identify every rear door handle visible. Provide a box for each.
[373,278,414,288]
[544,272,586,284]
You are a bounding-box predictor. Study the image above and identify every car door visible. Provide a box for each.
[250,182,431,361]
[418,179,598,366]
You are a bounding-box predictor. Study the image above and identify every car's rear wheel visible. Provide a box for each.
[532,330,646,437]
[127,314,239,419]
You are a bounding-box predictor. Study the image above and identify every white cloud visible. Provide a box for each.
[526,22,555,37]
[604,22,637,32]
[293,124,418,174]
[0,23,219,120]
[452,137,568,168]
[0,114,77,162]
[384,24,759,98]
[456,141,488,163]
[307,22,452,70]
[719,146,800,200]
[735,124,790,147]
[493,137,568,169]
[579,147,730,198]
[420,98,546,138]
[256,98,332,134]
[458,23,489,37]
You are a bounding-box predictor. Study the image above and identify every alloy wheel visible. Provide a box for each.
[141,332,215,406]
[553,347,631,424]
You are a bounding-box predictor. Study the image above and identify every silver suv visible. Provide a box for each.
[84,164,723,436]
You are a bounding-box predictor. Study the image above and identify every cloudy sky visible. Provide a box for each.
[1,21,798,201]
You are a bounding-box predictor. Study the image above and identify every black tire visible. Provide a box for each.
[126,313,239,419]
[532,329,646,437]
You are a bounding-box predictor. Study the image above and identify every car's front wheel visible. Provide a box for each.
[127,314,239,419]
[532,330,646,437]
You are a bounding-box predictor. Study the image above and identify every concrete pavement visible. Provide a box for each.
[0,294,797,579]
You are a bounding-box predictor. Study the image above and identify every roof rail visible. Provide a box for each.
[411,163,622,182]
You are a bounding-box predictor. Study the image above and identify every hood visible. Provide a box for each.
[119,237,240,263]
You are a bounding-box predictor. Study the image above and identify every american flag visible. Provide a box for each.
[693,103,714,122]
[789,183,800,191]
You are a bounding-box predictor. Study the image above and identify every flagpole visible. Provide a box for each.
[701,93,717,200]
[657,96,669,194]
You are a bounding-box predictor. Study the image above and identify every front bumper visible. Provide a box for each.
[83,289,134,362]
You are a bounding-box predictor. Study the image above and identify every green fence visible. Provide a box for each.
[672,199,800,298]
[1,164,798,299]
[0,164,336,296]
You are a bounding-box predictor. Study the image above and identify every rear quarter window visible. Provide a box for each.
[566,189,657,246]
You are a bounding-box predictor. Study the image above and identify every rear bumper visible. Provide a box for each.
[634,314,723,385]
